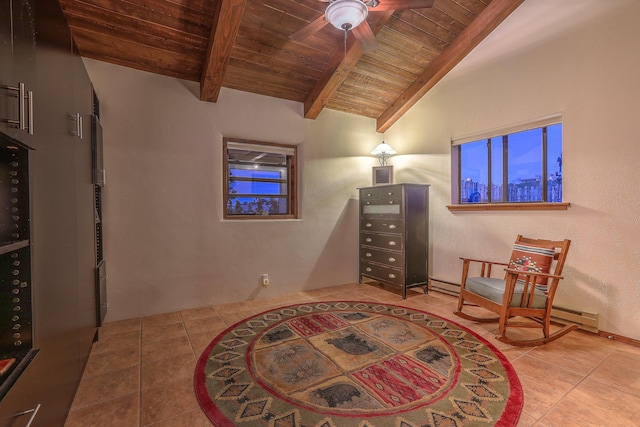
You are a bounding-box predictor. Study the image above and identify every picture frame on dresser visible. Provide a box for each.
[372,166,393,186]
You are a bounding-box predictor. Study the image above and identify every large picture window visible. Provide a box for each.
[224,138,298,219]
[452,117,563,207]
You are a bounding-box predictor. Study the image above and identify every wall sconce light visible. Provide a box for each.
[370,141,396,166]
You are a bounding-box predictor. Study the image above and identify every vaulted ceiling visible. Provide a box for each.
[58,0,523,132]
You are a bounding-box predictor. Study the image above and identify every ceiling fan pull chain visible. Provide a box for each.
[344,27,347,62]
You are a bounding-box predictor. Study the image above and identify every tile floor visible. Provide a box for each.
[64,282,640,426]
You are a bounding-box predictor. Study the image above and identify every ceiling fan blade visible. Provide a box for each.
[371,0,435,11]
[289,14,329,42]
[352,21,378,53]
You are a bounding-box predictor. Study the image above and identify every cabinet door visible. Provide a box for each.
[72,42,98,360]
[0,352,42,427]
[9,0,36,147]
[18,0,83,424]
[0,0,14,139]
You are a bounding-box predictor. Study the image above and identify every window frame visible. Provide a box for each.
[449,115,569,211]
[223,137,298,220]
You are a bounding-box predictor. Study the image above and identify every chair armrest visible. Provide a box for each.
[460,257,509,282]
[459,257,509,267]
[504,268,563,281]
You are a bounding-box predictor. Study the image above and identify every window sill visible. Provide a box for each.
[447,202,571,212]
[222,217,302,222]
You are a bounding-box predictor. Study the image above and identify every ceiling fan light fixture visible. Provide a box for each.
[325,0,368,31]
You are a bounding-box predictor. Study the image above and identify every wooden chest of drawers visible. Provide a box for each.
[359,184,429,298]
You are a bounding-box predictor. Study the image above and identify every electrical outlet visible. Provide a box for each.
[262,274,269,287]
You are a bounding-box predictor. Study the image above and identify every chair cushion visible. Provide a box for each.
[509,241,556,289]
[465,277,548,309]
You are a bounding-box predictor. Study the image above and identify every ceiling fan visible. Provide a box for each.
[289,0,435,53]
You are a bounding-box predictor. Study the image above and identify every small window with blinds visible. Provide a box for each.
[224,138,298,219]
[451,114,564,208]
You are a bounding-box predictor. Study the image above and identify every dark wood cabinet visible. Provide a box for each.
[359,184,429,298]
[0,0,36,147]
[0,0,98,425]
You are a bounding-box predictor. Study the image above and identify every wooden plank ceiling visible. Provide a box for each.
[58,0,523,132]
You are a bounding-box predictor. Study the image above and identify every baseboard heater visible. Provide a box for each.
[429,277,599,333]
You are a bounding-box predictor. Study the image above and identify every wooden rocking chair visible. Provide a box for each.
[454,235,576,346]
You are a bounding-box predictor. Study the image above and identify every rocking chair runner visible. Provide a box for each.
[454,235,576,346]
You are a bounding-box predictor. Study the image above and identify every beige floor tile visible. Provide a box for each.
[141,311,183,327]
[527,339,603,377]
[182,314,228,336]
[64,393,139,427]
[91,329,140,356]
[538,377,640,426]
[515,410,537,427]
[188,330,220,358]
[141,353,196,391]
[588,349,640,398]
[509,354,584,395]
[141,321,187,344]
[141,335,195,363]
[70,365,140,410]
[615,340,640,355]
[146,409,211,427]
[215,307,260,325]
[516,374,567,419]
[66,283,640,427]
[140,377,200,426]
[82,346,140,378]
[99,318,141,337]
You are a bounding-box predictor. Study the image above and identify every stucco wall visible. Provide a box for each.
[84,59,383,321]
[385,0,640,340]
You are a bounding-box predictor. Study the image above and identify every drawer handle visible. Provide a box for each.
[365,223,372,227]
[389,257,396,262]
[366,201,371,205]
[388,201,394,204]
[366,267,372,272]
[388,224,396,229]
[389,274,396,279]
[388,192,393,196]
[367,193,372,197]
[14,404,41,427]
[388,241,396,246]
[365,238,372,243]
[365,253,372,257]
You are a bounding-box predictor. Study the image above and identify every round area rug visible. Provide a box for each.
[195,301,523,427]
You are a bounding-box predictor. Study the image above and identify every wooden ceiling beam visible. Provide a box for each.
[200,0,248,102]
[304,11,394,119]
[376,0,524,133]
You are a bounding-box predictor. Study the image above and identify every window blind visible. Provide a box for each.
[227,141,296,156]
[450,113,562,146]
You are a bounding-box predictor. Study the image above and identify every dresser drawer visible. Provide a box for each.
[360,218,403,234]
[360,186,403,202]
[360,188,380,201]
[360,261,404,286]
[360,233,403,251]
[360,247,402,268]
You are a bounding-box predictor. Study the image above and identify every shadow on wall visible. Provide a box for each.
[554,263,607,315]
[306,197,360,287]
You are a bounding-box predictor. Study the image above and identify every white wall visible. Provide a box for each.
[385,0,640,340]
[85,0,640,340]
[84,59,383,321]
